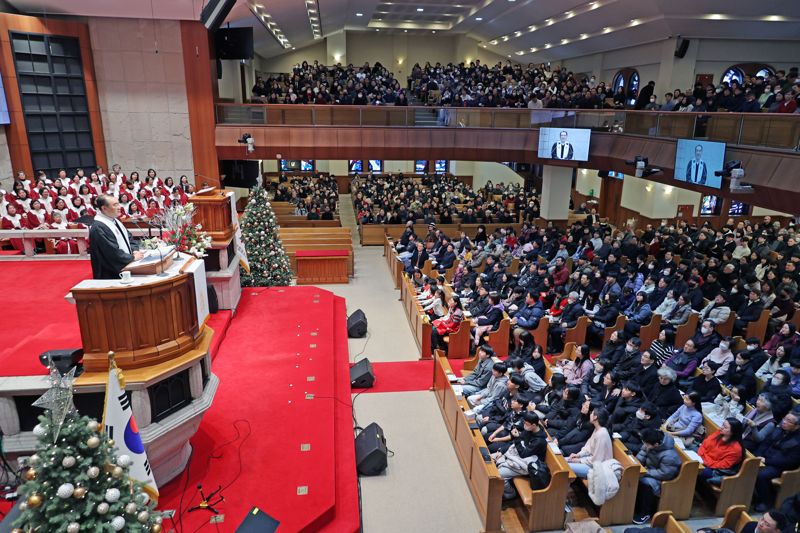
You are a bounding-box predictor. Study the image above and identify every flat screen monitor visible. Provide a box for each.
[280,160,300,171]
[537,127,592,161]
[348,160,363,173]
[368,160,382,172]
[0,74,9,125]
[728,201,749,216]
[434,160,447,173]
[700,194,722,216]
[674,139,726,189]
[415,160,428,173]
[300,160,314,171]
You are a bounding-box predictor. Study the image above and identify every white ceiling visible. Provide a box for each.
[7,0,800,62]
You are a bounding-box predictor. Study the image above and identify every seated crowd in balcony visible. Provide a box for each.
[252,58,800,114]
[271,173,339,220]
[382,173,800,519]
[1,166,193,253]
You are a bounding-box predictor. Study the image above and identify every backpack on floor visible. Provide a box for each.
[528,458,551,490]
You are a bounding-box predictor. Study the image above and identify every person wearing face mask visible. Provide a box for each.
[690,319,721,360]
[644,95,660,110]
[700,336,735,377]
[615,337,644,382]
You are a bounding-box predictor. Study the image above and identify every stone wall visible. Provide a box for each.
[88,18,194,181]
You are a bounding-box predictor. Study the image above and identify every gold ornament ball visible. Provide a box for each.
[150,525,162,533]
[137,510,150,523]
[67,522,80,533]
[87,466,100,478]
[86,436,100,449]
[27,493,43,508]
[104,463,115,473]
[108,439,115,447]
[112,466,124,479]
[11,528,24,533]
[87,420,99,432]
[23,468,37,481]
[73,486,87,499]
[125,502,138,515]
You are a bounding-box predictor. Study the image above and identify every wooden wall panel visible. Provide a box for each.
[0,13,106,177]
[180,20,220,188]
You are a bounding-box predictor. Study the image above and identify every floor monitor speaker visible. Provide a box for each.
[350,358,375,388]
[355,422,388,476]
[347,309,368,338]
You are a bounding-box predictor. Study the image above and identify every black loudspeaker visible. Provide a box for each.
[220,160,260,188]
[39,348,83,375]
[200,0,237,31]
[355,422,388,476]
[347,309,368,338]
[675,38,690,58]
[207,286,219,314]
[350,358,375,388]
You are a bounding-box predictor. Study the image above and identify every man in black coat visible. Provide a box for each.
[735,289,765,333]
[548,291,584,352]
[636,350,660,398]
[88,194,143,279]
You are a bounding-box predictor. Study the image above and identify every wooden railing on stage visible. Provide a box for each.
[279,227,354,278]
[433,354,503,533]
[72,273,201,372]
[361,222,523,246]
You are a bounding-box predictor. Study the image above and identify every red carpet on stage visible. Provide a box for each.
[0,261,91,376]
[158,287,359,533]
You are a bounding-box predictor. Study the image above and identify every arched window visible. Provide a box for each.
[721,63,775,85]
[627,71,640,98]
[722,67,744,86]
[612,72,625,92]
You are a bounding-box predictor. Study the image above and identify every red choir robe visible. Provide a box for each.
[1,213,28,250]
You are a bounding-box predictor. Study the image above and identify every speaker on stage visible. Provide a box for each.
[350,358,375,388]
[347,309,368,338]
[355,422,387,476]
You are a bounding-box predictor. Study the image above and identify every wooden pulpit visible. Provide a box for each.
[191,188,234,242]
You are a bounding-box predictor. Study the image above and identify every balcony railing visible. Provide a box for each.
[216,103,800,151]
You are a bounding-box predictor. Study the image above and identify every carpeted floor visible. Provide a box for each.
[352,359,468,394]
[0,260,91,376]
[158,287,359,533]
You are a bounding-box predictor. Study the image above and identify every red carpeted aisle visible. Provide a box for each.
[158,287,359,533]
[352,359,467,394]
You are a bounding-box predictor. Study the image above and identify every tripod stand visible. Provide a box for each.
[188,484,224,514]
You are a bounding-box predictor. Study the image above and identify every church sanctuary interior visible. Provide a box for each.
[1,0,800,531]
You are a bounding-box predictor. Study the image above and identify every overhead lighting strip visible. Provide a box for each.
[305,0,323,39]
[249,0,292,49]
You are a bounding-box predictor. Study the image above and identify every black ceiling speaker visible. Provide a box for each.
[674,38,690,58]
[200,0,237,31]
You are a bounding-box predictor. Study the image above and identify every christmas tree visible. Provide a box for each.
[239,185,293,286]
[14,366,163,533]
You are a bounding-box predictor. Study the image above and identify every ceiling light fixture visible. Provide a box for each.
[475,17,483,21]
[561,38,569,44]
[417,7,424,11]
[629,18,639,25]
[356,12,363,16]
[580,33,588,39]
[432,30,436,33]
[249,0,291,49]
[304,0,323,39]
[603,26,612,33]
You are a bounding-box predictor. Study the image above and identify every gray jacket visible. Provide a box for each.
[636,435,681,490]
[463,358,493,389]
[476,375,510,406]
[521,365,547,392]
[700,302,731,325]
[666,303,692,326]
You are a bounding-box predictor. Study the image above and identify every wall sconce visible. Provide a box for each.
[645,184,654,192]
[398,58,404,65]
[334,53,342,62]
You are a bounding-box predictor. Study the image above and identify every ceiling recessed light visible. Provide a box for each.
[603,26,612,33]
[561,38,569,44]
[417,7,424,11]
[404,29,408,32]
[580,33,588,39]
[564,11,573,17]
[376,28,380,31]
[529,25,536,31]
[764,15,784,21]
[530,47,537,52]
[630,19,639,25]
[475,17,483,21]
[355,12,363,16]
[432,30,436,33]
[545,18,553,25]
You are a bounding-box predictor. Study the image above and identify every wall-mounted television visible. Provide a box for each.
[674,139,726,189]
[348,160,363,173]
[280,160,301,171]
[700,194,722,216]
[728,201,749,216]
[434,160,447,173]
[0,74,9,125]
[300,160,314,171]
[537,127,592,161]
[368,160,382,172]
[415,160,428,173]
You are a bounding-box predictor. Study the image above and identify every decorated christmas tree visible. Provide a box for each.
[239,185,293,286]
[14,366,163,533]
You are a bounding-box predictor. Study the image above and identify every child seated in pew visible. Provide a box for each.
[509,333,547,381]
[492,412,548,500]
[466,362,509,414]
[550,398,596,455]
[508,357,547,402]
[632,429,682,525]
[457,345,495,397]
[476,374,531,427]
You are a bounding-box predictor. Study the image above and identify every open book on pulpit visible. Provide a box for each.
[123,245,176,275]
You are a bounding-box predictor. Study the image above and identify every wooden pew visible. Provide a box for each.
[531,317,550,353]
[399,273,433,360]
[639,314,662,351]
[717,504,753,533]
[443,322,472,359]
[485,317,511,358]
[715,312,736,337]
[675,313,699,349]
[563,316,590,347]
[657,444,701,520]
[773,466,800,508]
[649,511,692,533]
[586,439,641,526]
[603,315,627,347]
[745,309,770,345]
[432,354,504,533]
[512,446,572,531]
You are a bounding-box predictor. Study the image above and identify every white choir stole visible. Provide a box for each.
[101,357,159,501]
